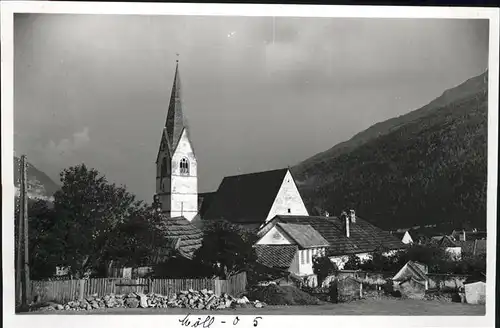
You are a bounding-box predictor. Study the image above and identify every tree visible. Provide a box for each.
[343,254,361,270]
[312,255,338,285]
[52,164,142,278]
[15,198,63,279]
[192,221,257,279]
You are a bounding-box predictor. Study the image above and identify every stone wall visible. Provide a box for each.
[427,274,469,290]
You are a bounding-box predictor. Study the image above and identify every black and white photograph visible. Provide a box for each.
[1,2,498,327]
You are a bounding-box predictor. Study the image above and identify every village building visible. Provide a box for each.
[391,230,414,244]
[154,60,198,222]
[451,229,486,242]
[200,168,309,230]
[458,239,487,257]
[392,261,429,299]
[254,223,329,276]
[153,61,403,275]
[256,211,405,271]
[431,235,462,260]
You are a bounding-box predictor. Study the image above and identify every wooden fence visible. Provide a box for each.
[31,272,247,304]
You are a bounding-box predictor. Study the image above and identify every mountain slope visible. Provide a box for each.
[294,71,488,183]
[14,156,59,200]
[292,71,488,231]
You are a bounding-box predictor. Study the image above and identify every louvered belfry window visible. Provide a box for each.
[180,158,189,175]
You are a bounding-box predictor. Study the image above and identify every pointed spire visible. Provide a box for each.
[165,58,185,151]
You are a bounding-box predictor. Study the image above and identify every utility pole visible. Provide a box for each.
[20,155,30,307]
[16,157,24,306]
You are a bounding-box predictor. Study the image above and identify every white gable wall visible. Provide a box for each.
[256,226,294,245]
[264,170,309,223]
[445,247,462,260]
[170,129,198,221]
[299,248,327,276]
[402,231,413,244]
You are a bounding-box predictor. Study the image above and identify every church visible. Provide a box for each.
[153,60,405,273]
[153,60,309,227]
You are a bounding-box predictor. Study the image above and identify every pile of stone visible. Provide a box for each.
[35,289,266,312]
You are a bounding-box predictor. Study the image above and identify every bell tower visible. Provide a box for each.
[154,59,198,221]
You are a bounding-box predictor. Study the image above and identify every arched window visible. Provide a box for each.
[180,158,189,175]
[161,158,168,177]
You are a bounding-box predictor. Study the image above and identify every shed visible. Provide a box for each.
[464,281,486,305]
[337,276,363,302]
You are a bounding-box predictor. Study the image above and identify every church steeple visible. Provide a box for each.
[165,59,185,152]
[155,58,198,222]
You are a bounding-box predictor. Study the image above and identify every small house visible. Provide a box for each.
[392,261,429,298]
[391,230,414,244]
[464,281,486,305]
[258,211,405,270]
[451,230,486,242]
[254,222,329,276]
[431,235,462,260]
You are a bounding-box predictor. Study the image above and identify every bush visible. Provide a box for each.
[343,254,361,270]
[247,284,323,306]
[391,290,402,298]
[312,255,338,285]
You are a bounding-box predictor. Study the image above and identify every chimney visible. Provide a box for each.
[350,209,356,223]
[341,211,350,238]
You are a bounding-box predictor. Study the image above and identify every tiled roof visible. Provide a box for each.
[391,232,406,240]
[437,235,460,248]
[202,168,288,224]
[198,192,216,217]
[165,62,186,152]
[155,215,204,260]
[254,245,298,269]
[265,215,405,256]
[276,223,329,248]
[393,261,428,282]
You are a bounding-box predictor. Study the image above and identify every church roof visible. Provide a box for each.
[262,215,405,256]
[201,168,289,224]
[154,215,204,260]
[165,62,186,153]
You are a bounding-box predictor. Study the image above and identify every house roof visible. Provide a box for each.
[276,223,329,248]
[264,215,405,256]
[393,261,428,282]
[154,215,204,260]
[201,168,289,224]
[391,231,408,240]
[452,230,487,241]
[254,245,298,270]
[436,235,459,248]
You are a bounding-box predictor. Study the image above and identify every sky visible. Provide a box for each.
[14,14,489,202]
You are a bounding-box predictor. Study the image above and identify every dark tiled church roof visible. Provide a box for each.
[165,62,186,153]
[198,192,216,217]
[254,245,298,269]
[202,168,289,224]
[264,215,405,256]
